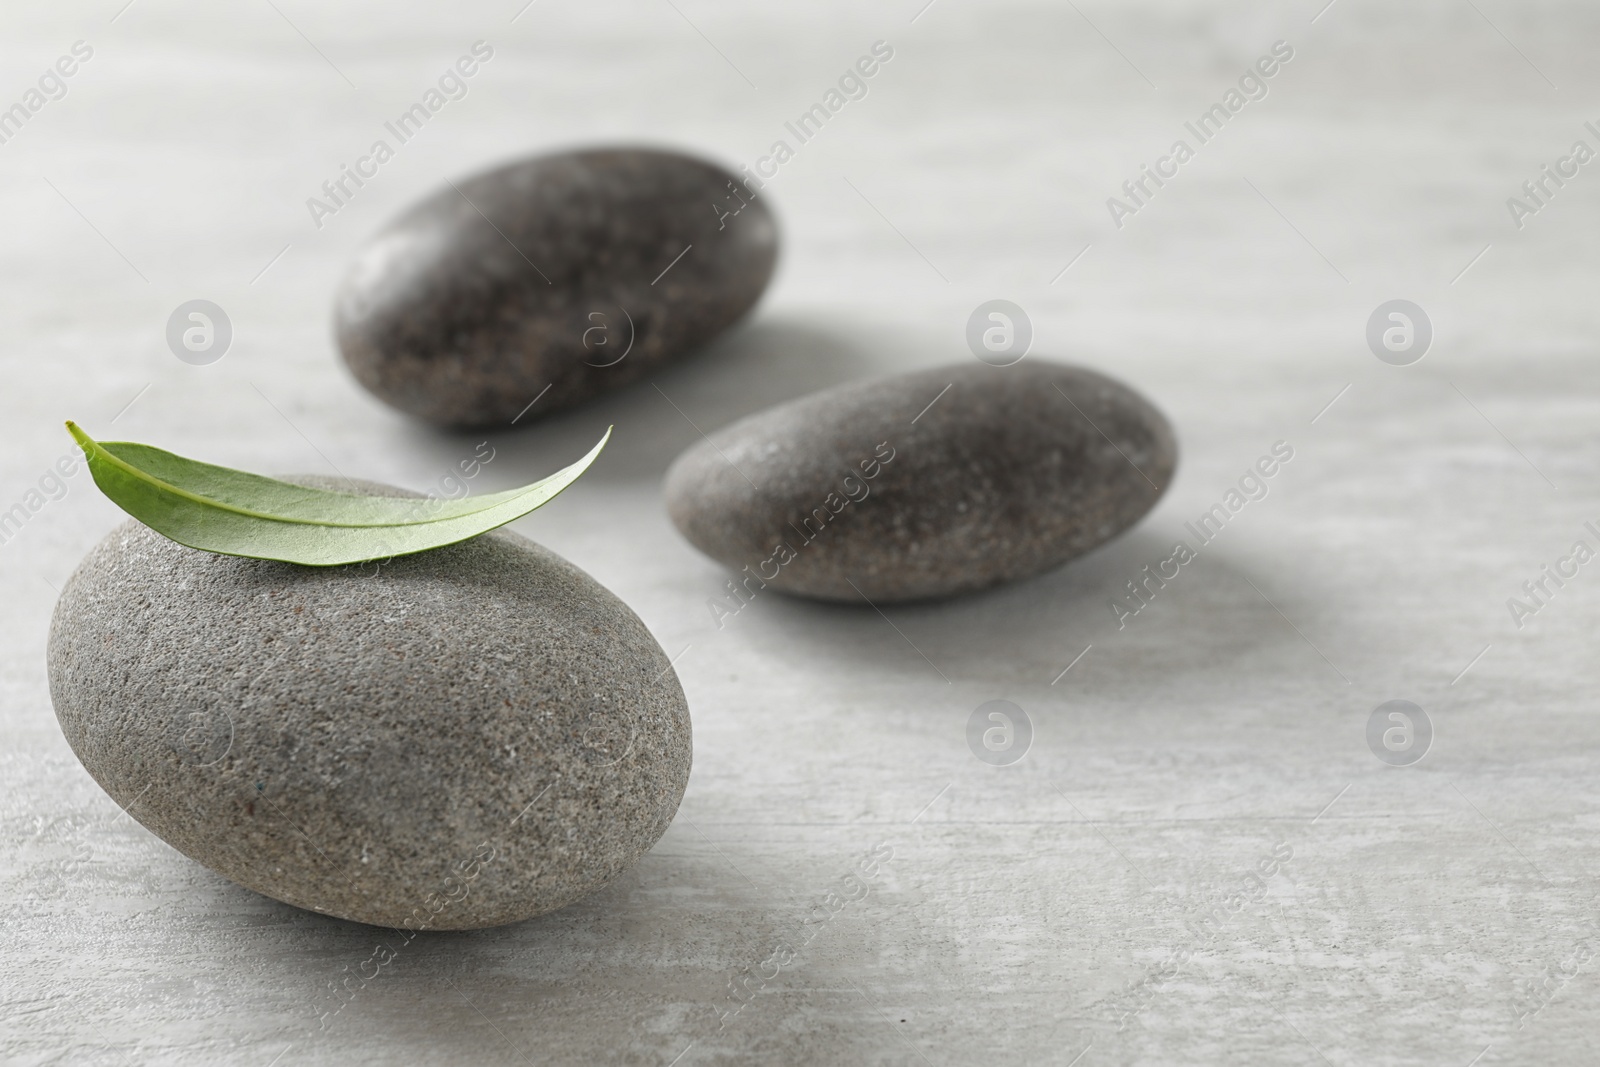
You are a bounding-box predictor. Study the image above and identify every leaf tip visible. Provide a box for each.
[65,421,92,450]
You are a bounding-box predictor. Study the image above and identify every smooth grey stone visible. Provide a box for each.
[664,361,1177,603]
[335,147,778,428]
[47,478,691,930]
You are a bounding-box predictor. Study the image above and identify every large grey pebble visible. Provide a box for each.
[665,361,1177,604]
[336,147,778,428]
[47,479,691,930]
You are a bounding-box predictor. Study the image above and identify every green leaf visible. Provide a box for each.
[65,421,610,566]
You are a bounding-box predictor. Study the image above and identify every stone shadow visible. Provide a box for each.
[378,315,898,488]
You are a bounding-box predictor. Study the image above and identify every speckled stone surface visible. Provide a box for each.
[664,361,1177,602]
[45,478,692,930]
[335,147,778,428]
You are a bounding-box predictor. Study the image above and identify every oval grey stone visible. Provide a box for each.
[335,147,778,428]
[47,480,691,929]
[664,362,1177,602]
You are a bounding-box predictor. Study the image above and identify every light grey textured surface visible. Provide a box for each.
[3,1,1599,1064]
